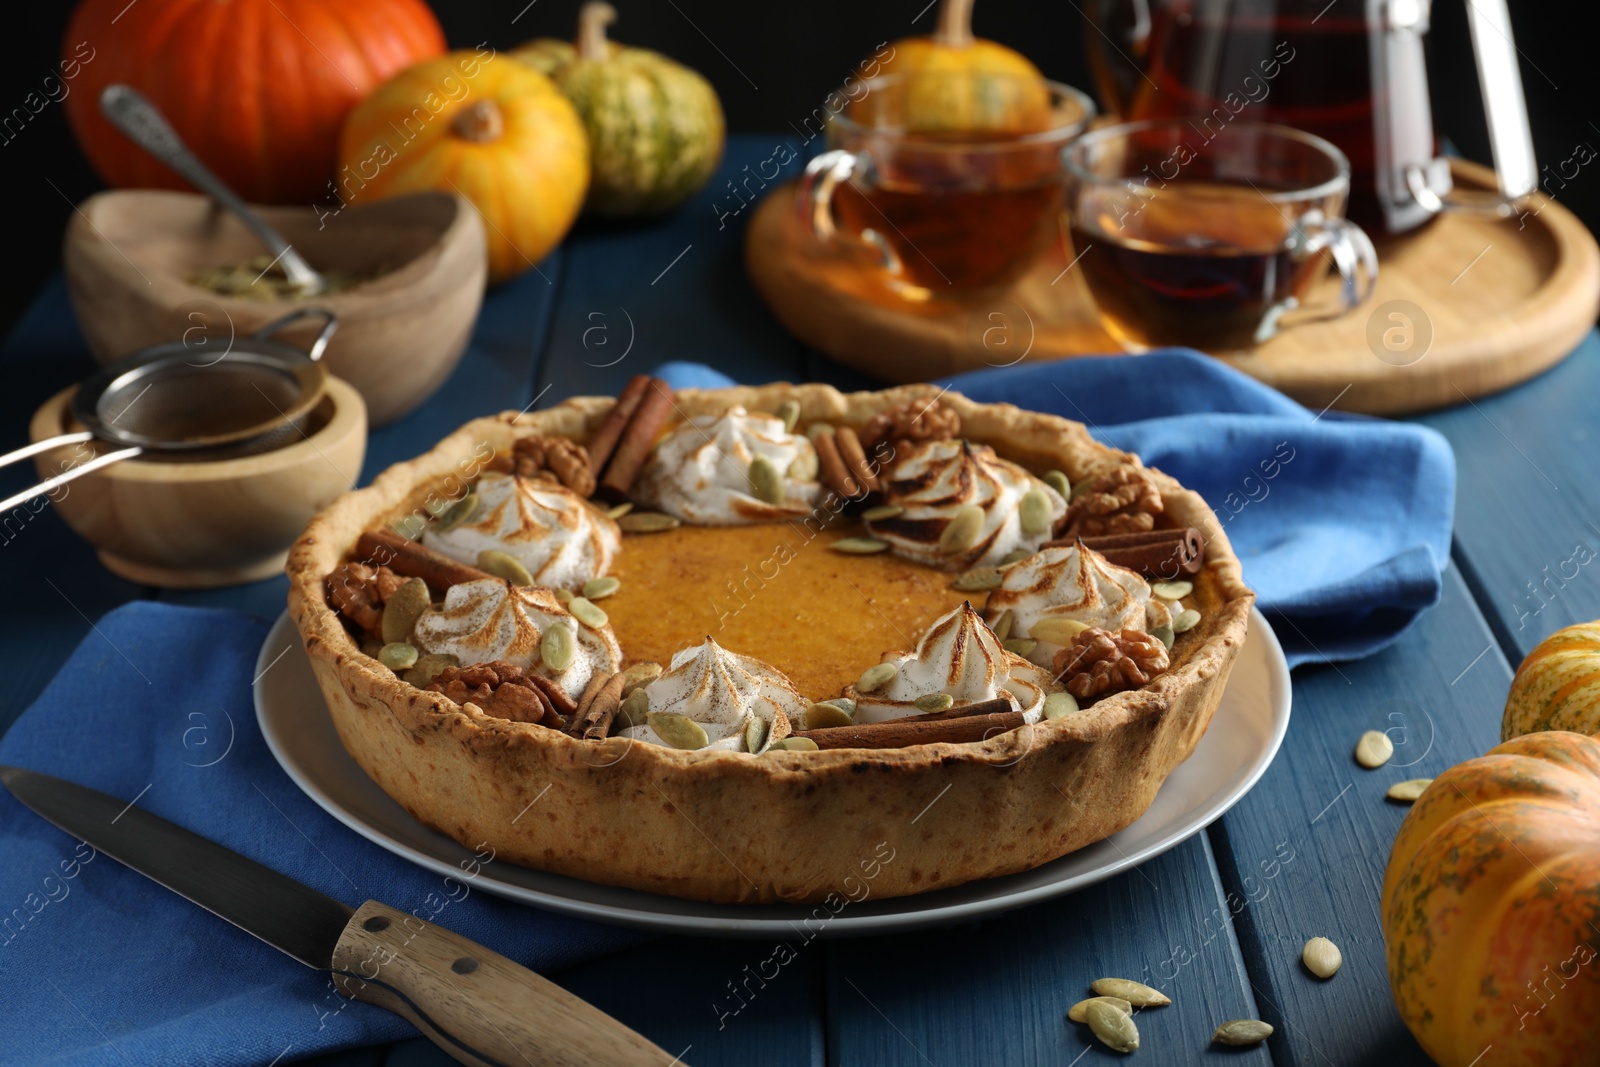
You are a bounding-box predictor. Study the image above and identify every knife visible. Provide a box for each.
[0,766,680,1067]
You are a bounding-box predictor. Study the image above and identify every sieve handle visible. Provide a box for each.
[251,307,339,362]
[0,433,142,513]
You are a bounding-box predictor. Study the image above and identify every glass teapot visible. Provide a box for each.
[1083,0,1536,236]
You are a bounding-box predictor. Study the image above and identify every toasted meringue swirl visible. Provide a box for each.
[424,473,619,589]
[848,602,1058,723]
[413,578,621,701]
[866,439,1067,569]
[634,407,823,525]
[619,638,807,752]
[985,543,1174,668]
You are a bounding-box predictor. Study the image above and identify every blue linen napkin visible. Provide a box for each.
[0,602,647,1067]
[656,350,1456,666]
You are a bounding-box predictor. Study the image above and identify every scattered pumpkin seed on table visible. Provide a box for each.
[1090,978,1171,1007]
[582,576,620,600]
[1355,729,1394,768]
[378,642,419,671]
[1085,999,1140,1053]
[381,578,430,644]
[1302,936,1342,978]
[1387,778,1433,802]
[1067,995,1131,1024]
[647,711,708,750]
[568,596,608,629]
[857,662,898,693]
[831,537,889,554]
[1213,1019,1274,1046]
[478,549,534,587]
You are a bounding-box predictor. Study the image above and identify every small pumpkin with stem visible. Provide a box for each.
[1503,621,1600,739]
[514,2,726,217]
[338,51,589,283]
[871,0,1052,133]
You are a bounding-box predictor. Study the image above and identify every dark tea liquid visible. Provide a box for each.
[832,130,1065,292]
[1070,187,1324,351]
[1126,3,1438,236]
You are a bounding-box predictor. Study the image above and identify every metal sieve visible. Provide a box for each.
[0,307,337,512]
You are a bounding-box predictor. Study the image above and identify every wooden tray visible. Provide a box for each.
[746,160,1600,414]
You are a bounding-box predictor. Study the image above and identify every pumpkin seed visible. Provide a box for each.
[1151,624,1175,650]
[787,450,819,482]
[382,578,430,644]
[616,688,650,729]
[478,549,534,587]
[804,701,854,730]
[1085,999,1140,1053]
[1151,579,1193,600]
[622,662,663,694]
[938,505,986,555]
[568,596,609,629]
[1302,937,1342,978]
[744,716,770,752]
[748,456,785,504]
[1044,470,1071,500]
[1213,1019,1274,1046]
[618,511,680,534]
[857,662,898,693]
[1000,547,1033,566]
[1067,996,1132,1024]
[1019,487,1054,536]
[775,399,802,433]
[1043,692,1080,719]
[1003,638,1038,657]
[820,697,856,716]
[1070,476,1097,501]
[1029,617,1091,646]
[433,491,478,533]
[991,609,1015,642]
[805,422,834,442]
[1355,729,1394,768]
[1172,608,1202,634]
[390,514,427,540]
[424,495,453,516]
[952,567,1004,591]
[554,587,575,604]
[403,652,459,688]
[647,711,708,750]
[831,537,890,554]
[768,736,819,752]
[581,576,621,600]
[605,502,634,520]
[378,642,419,671]
[540,624,574,672]
[1090,978,1171,1007]
[914,693,955,713]
[1386,778,1433,802]
[862,504,904,522]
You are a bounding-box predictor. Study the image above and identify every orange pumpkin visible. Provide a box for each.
[63,0,445,204]
[1504,622,1600,739]
[1381,731,1600,1067]
[338,51,589,284]
[873,0,1051,132]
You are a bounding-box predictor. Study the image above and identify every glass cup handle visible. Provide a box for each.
[795,149,906,278]
[1268,212,1379,339]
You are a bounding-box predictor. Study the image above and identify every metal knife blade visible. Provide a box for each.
[0,765,353,969]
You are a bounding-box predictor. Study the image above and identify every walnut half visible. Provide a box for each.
[1063,461,1163,537]
[514,435,596,497]
[1052,627,1170,701]
[428,661,563,728]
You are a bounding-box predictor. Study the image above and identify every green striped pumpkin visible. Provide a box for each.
[514,2,724,218]
[1503,621,1600,739]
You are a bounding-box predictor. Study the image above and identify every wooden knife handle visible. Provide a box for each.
[332,900,680,1067]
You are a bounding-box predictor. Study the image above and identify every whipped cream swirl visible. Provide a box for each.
[866,439,1066,569]
[424,473,619,590]
[984,543,1173,668]
[634,407,823,525]
[413,578,621,701]
[618,638,807,752]
[848,602,1058,723]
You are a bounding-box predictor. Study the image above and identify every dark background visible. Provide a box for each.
[1,0,1593,339]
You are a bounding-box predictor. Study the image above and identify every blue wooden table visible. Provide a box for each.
[2,134,1594,1066]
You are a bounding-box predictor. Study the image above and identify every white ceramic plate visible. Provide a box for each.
[256,607,1290,938]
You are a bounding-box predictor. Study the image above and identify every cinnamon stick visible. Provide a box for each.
[586,374,651,476]
[833,425,880,493]
[597,377,675,502]
[813,429,860,498]
[1045,528,1205,579]
[574,670,610,720]
[356,530,495,592]
[796,709,1028,749]
[569,670,625,740]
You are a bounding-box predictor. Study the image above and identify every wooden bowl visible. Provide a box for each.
[63,190,486,427]
[29,376,366,588]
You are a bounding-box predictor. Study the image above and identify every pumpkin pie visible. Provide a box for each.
[286,381,1253,904]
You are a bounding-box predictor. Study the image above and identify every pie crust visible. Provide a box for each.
[286,384,1254,904]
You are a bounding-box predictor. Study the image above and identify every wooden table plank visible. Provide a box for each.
[1209,567,1510,1066]
[1416,333,1600,663]
[828,834,1271,1066]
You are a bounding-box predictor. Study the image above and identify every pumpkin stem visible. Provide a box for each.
[451,100,504,143]
[934,0,976,47]
[577,1,617,61]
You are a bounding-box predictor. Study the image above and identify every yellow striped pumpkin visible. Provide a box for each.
[1382,730,1600,1067]
[1503,621,1600,739]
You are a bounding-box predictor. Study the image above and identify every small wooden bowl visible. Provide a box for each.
[29,377,366,588]
[63,190,486,427]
